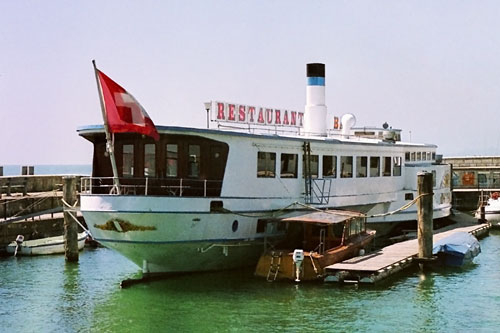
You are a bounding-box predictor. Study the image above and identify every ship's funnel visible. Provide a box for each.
[304,63,327,136]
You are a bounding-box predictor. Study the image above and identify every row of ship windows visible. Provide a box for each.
[122,143,201,178]
[405,151,436,162]
[257,152,403,179]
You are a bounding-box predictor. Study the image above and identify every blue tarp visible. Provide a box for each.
[432,231,481,266]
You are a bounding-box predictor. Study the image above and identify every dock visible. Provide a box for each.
[0,175,86,254]
[325,223,490,284]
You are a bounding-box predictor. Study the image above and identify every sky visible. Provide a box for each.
[1,1,500,165]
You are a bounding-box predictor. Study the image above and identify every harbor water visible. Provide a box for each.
[1,231,500,332]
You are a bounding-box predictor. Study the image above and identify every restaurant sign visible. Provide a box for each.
[211,101,304,127]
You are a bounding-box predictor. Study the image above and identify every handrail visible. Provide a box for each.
[80,176,223,198]
[0,207,64,225]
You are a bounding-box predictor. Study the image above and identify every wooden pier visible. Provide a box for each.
[324,223,490,284]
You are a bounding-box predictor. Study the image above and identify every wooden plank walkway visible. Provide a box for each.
[324,223,490,284]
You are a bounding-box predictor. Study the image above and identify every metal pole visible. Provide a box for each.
[92,60,121,194]
[206,108,210,129]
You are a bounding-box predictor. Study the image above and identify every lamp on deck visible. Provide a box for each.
[204,102,211,129]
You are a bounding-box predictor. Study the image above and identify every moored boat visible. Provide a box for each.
[475,192,500,223]
[6,231,88,256]
[78,62,451,276]
[432,231,481,267]
[254,211,375,281]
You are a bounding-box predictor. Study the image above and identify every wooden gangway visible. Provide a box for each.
[324,223,490,284]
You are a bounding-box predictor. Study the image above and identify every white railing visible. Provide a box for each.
[81,177,222,197]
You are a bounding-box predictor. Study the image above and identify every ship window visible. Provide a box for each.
[302,154,319,178]
[405,193,414,200]
[405,152,410,161]
[393,156,402,177]
[493,172,500,186]
[257,152,276,178]
[281,153,298,178]
[478,173,488,186]
[356,156,367,178]
[349,219,362,237]
[422,152,427,161]
[144,144,156,177]
[410,152,416,161]
[432,152,436,160]
[370,156,380,177]
[188,145,201,178]
[123,144,134,178]
[416,152,422,161]
[256,219,267,233]
[341,156,353,178]
[323,155,337,178]
[427,152,432,161]
[166,144,178,177]
[382,157,391,177]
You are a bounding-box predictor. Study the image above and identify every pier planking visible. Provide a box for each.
[325,224,490,283]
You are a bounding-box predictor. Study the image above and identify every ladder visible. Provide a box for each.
[266,251,282,282]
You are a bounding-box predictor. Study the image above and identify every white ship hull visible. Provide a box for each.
[81,188,452,273]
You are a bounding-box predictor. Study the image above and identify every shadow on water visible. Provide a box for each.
[3,232,500,332]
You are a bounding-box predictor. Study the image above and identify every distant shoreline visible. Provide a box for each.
[1,165,91,176]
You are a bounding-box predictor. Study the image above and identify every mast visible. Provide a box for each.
[92,60,121,194]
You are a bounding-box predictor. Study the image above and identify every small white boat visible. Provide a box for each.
[475,192,500,222]
[6,232,88,256]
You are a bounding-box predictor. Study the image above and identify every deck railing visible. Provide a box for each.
[81,177,223,197]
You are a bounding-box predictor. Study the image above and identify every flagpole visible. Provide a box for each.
[92,60,121,194]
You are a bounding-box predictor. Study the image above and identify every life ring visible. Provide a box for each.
[492,192,499,200]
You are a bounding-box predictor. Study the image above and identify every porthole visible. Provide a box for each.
[232,220,238,232]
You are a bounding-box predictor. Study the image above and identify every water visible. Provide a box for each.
[1,231,500,332]
[1,165,91,176]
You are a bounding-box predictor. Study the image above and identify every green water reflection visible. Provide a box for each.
[2,231,500,332]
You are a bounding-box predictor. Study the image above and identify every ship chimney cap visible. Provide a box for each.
[307,63,325,78]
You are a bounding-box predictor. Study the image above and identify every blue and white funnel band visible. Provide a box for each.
[307,77,325,86]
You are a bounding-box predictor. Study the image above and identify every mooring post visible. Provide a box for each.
[480,205,486,224]
[63,176,79,262]
[417,172,433,261]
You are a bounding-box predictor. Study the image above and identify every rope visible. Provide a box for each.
[218,193,433,220]
[3,192,58,219]
[0,190,60,206]
[61,198,90,234]
[366,192,432,218]
[219,201,302,218]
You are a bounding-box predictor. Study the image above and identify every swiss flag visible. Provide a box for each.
[97,70,159,141]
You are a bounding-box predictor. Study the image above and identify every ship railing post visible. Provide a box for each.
[63,176,79,262]
[145,177,149,196]
[180,178,183,197]
[204,179,207,197]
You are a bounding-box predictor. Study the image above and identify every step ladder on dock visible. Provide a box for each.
[267,251,283,282]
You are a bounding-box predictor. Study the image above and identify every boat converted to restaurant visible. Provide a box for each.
[78,63,452,275]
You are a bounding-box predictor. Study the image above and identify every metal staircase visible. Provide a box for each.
[303,142,332,205]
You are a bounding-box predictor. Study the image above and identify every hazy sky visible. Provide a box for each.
[2,1,500,164]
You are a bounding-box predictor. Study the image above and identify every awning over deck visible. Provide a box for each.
[280,210,365,225]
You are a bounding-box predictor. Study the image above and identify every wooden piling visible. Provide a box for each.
[63,176,79,262]
[417,172,433,260]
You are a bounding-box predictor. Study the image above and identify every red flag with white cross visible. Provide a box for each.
[96,69,159,141]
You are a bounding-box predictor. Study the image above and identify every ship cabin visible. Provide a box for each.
[79,125,440,200]
[79,129,229,197]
